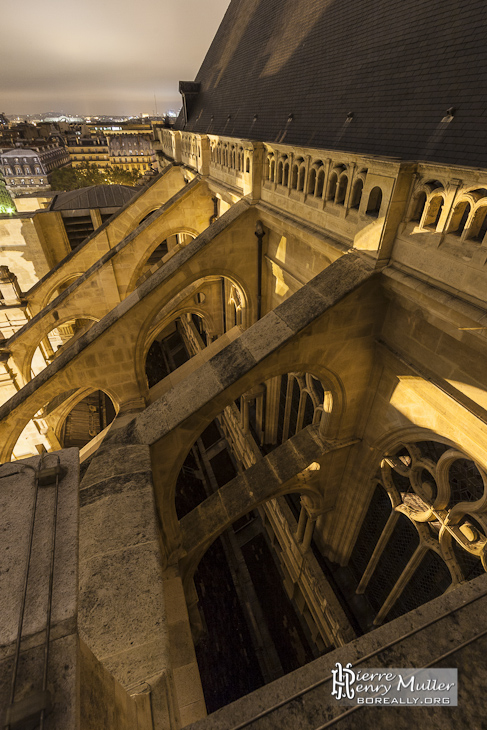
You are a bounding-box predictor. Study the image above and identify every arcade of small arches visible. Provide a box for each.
[210,139,251,174]
[409,179,487,243]
[265,152,383,217]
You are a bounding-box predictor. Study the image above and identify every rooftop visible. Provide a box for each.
[177,0,487,167]
[49,184,139,211]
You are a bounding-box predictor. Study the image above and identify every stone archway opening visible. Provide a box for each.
[176,415,323,714]
[46,275,82,305]
[30,317,96,378]
[134,231,196,288]
[164,364,342,713]
[143,275,248,390]
[58,390,116,449]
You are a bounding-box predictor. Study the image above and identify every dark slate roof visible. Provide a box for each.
[176,0,487,168]
[49,185,139,211]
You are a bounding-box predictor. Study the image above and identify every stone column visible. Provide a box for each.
[78,440,178,728]
[0,448,152,730]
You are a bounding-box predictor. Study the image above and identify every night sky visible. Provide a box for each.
[3,0,230,116]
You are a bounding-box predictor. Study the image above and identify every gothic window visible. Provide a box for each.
[449,201,471,237]
[336,174,348,205]
[424,195,444,229]
[277,160,283,185]
[349,484,392,582]
[291,164,299,189]
[349,440,486,627]
[468,206,487,242]
[411,191,427,222]
[365,514,419,613]
[386,550,452,622]
[366,186,382,217]
[316,169,325,198]
[262,372,328,451]
[350,179,363,209]
[308,167,316,195]
[283,161,289,187]
[327,172,338,201]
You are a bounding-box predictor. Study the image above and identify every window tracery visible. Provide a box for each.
[351,441,487,626]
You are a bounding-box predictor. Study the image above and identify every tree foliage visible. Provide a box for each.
[50,162,142,191]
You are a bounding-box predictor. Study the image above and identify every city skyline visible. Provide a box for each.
[2,0,230,116]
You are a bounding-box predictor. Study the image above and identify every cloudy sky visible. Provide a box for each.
[2,0,230,116]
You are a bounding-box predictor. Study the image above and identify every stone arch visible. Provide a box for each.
[307,166,317,195]
[42,273,84,308]
[26,314,99,381]
[149,356,345,563]
[10,384,119,460]
[277,159,284,184]
[350,178,364,210]
[410,190,427,222]
[335,173,348,205]
[56,388,117,449]
[315,167,325,198]
[448,200,472,236]
[144,306,217,389]
[366,186,383,217]
[179,472,325,609]
[327,172,338,201]
[466,205,487,242]
[291,163,299,189]
[133,272,252,397]
[126,226,200,294]
[423,194,445,229]
[136,208,161,227]
[283,160,289,187]
[266,154,275,181]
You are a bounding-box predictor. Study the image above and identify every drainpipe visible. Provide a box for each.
[255,220,265,320]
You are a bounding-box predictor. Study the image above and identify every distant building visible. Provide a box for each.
[87,120,153,136]
[108,134,156,173]
[67,133,156,174]
[0,148,51,194]
[66,136,110,169]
